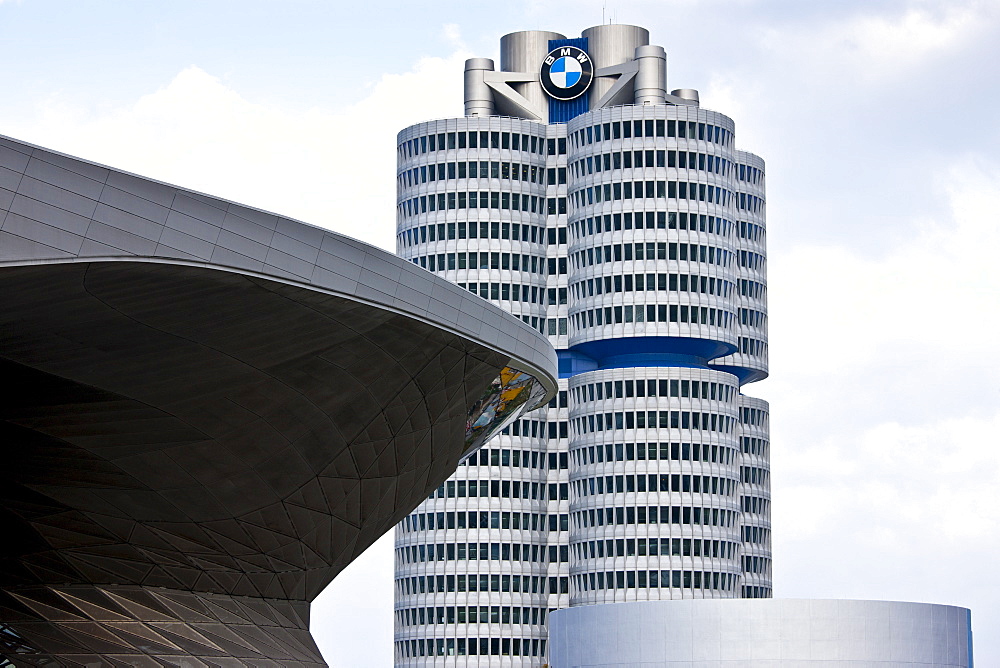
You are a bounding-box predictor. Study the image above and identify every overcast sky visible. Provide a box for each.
[2,0,999,665]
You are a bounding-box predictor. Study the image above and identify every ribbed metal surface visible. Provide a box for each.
[500,30,566,121]
[581,24,649,107]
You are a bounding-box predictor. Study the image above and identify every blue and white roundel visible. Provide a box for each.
[540,45,593,101]
[549,56,583,89]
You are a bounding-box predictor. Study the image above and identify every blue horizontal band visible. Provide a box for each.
[558,336,740,378]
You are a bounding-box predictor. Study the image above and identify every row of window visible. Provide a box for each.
[400,220,554,246]
[571,180,733,208]
[403,511,553,535]
[574,410,737,435]
[503,416,569,439]
[399,160,553,188]
[573,568,738,593]
[572,211,732,237]
[400,129,565,158]
[743,556,771,574]
[456,446,562,471]
[742,467,770,486]
[740,406,769,427]
[737,192,765,213]
[572,303,735,331]
[398,605,547,628]
[742,496,770,515]
[572,441,737,467]
[398,541,562,565]
[456,283,570,334]
[738,220,766,243]
[397,636,546,659]
[573,149,734,179]
[572,505,738,529]
[739,308,767,328]
[413,479,563,506]
[397,574,568,596]
[738,337,768,357]
[741,436,769,457]
[572,473,739,498]
[573,537,739,560]
[506,312,553,338]
[398,211,748,249]
[572,241,734,269]
[739,250,766,271]
[743,585,772,598]
[737,163,764,185]
[740,278,767,300]
[570,118,733,147]
[743,526,770,544]
[572,272,734,301]
[412,253,548,275]
[573,378,735,405]
[547,389,570,409]
[399,192,567,217]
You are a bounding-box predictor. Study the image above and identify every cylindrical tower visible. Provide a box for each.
[394,115,571,666]
[562,102,753,605]
[634,45,667,106]
[566,365,744,605]
[394,24,769,667]
[737,394,771,597]
[581,24,649,108]
[464,58,496,118]
[500,30,567,119]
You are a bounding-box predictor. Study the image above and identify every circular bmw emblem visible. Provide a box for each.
[540,46,593,101]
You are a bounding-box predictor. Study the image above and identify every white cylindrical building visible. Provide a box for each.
[393,25,769,667]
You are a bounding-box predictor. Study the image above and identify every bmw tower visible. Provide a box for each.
[393,24,770,665]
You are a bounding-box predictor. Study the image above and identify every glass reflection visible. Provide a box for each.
[463,366,548,459]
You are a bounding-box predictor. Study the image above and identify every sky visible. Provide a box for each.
[2,0,999,664]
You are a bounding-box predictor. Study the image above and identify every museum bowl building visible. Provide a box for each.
[0,134,557,667]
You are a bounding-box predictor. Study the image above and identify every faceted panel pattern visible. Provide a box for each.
[0,135,558,666]
[0,585,324,667]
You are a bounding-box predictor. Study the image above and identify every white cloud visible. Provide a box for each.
[764,157,1000,421]
[751,3,993,89]
[5,48,470,253]
[843,6,980,78]
[443,23,465,50]
[763,157,1000,629]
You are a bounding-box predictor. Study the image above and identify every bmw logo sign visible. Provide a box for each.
[540,46,594,101]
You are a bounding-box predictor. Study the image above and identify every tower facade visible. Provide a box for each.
[393,25,769,665]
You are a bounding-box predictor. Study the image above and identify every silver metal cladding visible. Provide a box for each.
[634,44,667,105]
[464,58,496,117]
[581,24,650,107]
[671,87,701,104]
[500,30,567,115]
